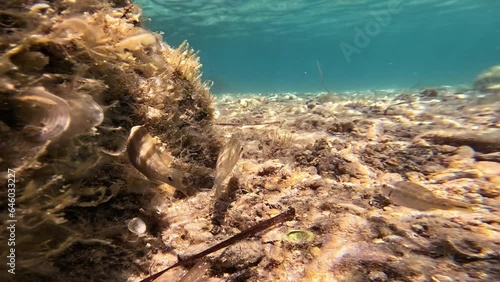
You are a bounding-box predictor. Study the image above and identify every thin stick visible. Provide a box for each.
[383,101,407,115]
[140,207,296,282]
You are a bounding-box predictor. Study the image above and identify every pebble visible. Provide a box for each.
[378,173,404,184]
[431,169,482,183]
[368,270,388,282]
[184,220,212,242]
[473,161,500,177]
[239,98,261,108]
[215,241,264,270]
[431,274,454,282]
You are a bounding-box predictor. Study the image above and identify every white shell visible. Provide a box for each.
[128,217,146,235]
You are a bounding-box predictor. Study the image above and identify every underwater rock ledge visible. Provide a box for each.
[0,0,220,281]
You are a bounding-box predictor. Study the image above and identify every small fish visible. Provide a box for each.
[381,181,470,211]
[213,137,243,198]
[127,126,187,195]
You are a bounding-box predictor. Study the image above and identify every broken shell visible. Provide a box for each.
[126,125,187,194]
[15,87,71,142]
[128,217,146,235]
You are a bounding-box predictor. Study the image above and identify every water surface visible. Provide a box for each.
[137,0,500,94]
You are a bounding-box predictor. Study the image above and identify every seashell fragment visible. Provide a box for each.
[15,87,71,142]
[126,126,188,195]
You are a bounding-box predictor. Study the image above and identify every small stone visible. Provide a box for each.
[411,223,428,237]
[262,226,286,243]
[478,183,500,198]
[473,161,500,177]
[448,146,475,168]
[452,146,475,159]
[309,246,321,258]
[431,274,454,282]
[239,98,261,108]
[215,241,264,270]
[368,270,388,282]
[440,145,458,153]
[327,121,355,134]
[488,175,500,185]
[412,137,431,147]
[378,173,404,184]
[184,220,212,242]
[431,169,482,183]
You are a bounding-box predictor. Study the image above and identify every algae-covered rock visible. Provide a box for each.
[0,0,219,280]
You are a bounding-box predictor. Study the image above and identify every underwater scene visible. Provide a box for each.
[0,0,498,282]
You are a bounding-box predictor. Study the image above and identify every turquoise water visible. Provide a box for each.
[137,0,500,94]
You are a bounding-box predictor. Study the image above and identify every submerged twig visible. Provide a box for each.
[140,207,296,282]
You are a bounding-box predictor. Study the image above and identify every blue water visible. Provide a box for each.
[137,0,500,94]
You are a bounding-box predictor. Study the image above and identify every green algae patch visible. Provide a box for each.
[283,230,315,245]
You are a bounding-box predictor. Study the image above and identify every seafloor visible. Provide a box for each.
[138,89,500,282]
